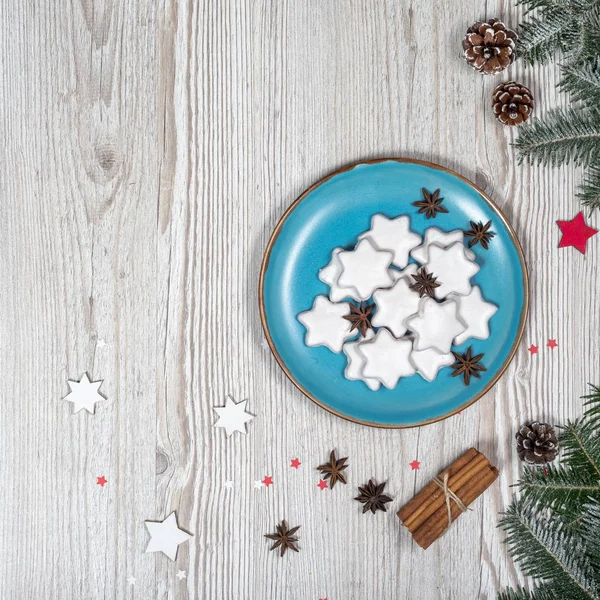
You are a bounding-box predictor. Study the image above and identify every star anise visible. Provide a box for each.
[410,268,441,298]
[354,480,393,514]
[343,302,375,337]
[465,220,495,249]
[451,346,487,386]
[264,520,300,557]
[412,188,448,219]
[316,450,348,489]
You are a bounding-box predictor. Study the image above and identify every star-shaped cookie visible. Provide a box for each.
[389,263,418,283]
[425,242,480,299]
[337,239,394,300]
[407,297,467,354]
[410,227,475,264]
[372,278,421,337]
[343,330,381,391]
[360,329,415,389]
[297,295,353,352]
[358,214,421,268]
[410,347,455,382]
[318,247,362,302]
[450,286,498,346]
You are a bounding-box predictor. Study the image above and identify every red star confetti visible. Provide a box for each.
[528,344,538,355]
[547,339,558,350]
[262,476,273,487]
[290,458,301,469]
[317,479,328,490]
[557,212,598,254]
[409,460,420,470]
[96,476,108,487]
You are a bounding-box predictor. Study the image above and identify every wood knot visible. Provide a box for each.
[95,142,117,174]
[156,450,169,475]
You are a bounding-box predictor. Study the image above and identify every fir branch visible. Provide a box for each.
[580,6,600,60]
[518,464,600,511]
[515,108,600,167]
[559,62,600,106]
[582,499,600,574]
[577,167,600,211]
[517,12,579,64]
[582,384,600,430]
[500,500,599,599]
[560,420,600,480]
[498,587,558,600]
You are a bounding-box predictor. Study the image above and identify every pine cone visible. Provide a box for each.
[516,422,559,465]
[492,82,534,126]
[462,19,517,75]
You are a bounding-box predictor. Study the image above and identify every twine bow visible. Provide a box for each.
[433,473,471,534]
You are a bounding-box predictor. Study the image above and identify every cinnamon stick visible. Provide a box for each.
[403,452,489,532]
[397,448,478,524]
[413,465,499,549]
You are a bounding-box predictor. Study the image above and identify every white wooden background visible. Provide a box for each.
[0,1,597,598]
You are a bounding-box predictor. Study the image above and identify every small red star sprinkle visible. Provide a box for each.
[262,476,273,487]
[528,344,539,355]
[409,460,420,470]
[317,479,328,490]
[547,339,558,349]
[290,458,301,469]
[557,212,598,254]
[96,476,107,487]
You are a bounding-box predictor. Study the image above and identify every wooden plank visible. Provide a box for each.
[0,0,596,597]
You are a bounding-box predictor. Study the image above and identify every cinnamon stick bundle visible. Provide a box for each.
[397,448,499,550]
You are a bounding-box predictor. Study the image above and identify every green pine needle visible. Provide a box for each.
[559,63,600,107]
[499,385,600,599]
[514,108,600,167]
[515,0,600,211]
[498,587,558,600]
[500,500,599,599]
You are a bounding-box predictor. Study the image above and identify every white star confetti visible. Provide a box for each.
[127,576,136,586]
[224,480,234,489]
[63,373,106,415]
[144,512,192,561]
[254,480,263,489]
[213,395,254,437]
[176,570,187,581]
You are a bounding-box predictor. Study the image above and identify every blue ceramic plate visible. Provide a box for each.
[259,159,528,427]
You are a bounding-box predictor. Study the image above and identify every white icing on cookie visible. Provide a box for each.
[449,286,498,346]
[358,214,421,268]
[411,227,475,264]
[407,297,467,354]
[337,239,394,300]
[425,242,480,299]
[318,247,362,302]
[372,278,421,338]
[297,295,354,353]
[360,329,415,389]
[410,347,455,382]
[343,330,381,391]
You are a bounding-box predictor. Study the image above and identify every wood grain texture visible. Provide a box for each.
[0,1,597,598]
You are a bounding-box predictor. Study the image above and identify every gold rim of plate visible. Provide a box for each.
[258,158,530,429]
